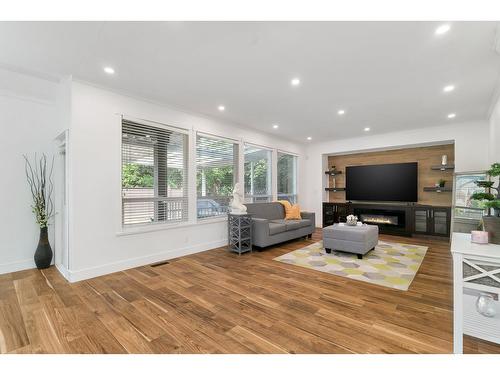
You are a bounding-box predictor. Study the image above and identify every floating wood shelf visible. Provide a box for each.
[431,165,455,171]
[325,170,343,176]
[423,186,452,192]
[325,187,346,192]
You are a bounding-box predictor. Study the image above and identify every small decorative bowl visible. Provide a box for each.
[346,215,358,226]
[471,230,489,244]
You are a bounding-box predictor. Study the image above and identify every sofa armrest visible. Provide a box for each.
[251,217,269,231]
[301,211,316,227]
[251,218,270,245]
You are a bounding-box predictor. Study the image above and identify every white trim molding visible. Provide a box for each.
[0,258,36,275]
[65,238,227,282]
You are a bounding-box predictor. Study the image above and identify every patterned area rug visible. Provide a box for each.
[273,240,428,291]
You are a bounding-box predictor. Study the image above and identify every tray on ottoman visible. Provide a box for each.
[323,223,379,259]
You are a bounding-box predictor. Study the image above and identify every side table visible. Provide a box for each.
[227,213,252,255]
[451,232,500,353]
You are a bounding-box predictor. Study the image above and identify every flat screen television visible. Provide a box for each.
[345,162,418,202]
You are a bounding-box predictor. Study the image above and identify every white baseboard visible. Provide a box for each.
[0,258,35,275]
[65,239,227,282]
[55,262,70,280]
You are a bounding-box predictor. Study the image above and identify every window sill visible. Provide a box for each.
[116,216,228,237]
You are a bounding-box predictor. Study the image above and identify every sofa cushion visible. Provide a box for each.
[271,219,311,231]
[285,219,311,231]
[268,222,287,235]
[246,202,285,220]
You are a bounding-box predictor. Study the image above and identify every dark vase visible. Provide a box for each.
[483,216,500,245]
[34,226,53,269]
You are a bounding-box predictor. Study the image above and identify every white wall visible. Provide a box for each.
[67,80,305,281]
[0,69,62,274]
[489,95,500,164]
[302,121,491,226]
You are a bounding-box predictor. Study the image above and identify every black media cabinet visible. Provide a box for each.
[322,202,451,238]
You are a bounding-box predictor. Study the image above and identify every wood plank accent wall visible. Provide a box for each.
[327,144,455,207]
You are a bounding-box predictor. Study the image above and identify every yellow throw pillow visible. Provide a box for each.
[277,200,292,211]
[286,204,302,220]
[277,200,302,220]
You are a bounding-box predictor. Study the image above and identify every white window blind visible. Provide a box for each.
[121,119,188,226]
[196,134,239,219]
[278,152,298,204]
[244,144,272,203]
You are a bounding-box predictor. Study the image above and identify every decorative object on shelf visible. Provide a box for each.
[471,162,500,244]
[439,179,446,188]
[332,178,336,188]
[229,182,247,213]
[325,166,342,175]
[346,214,358,226]
[24,153,55,269]
[471,230,489,244]
[441,154,448,166]
[476,293,497,318]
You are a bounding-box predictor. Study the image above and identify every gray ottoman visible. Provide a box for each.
[323,223,379,259]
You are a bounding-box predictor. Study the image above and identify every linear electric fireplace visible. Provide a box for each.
[360,213,400,226]
[353,206,407,234]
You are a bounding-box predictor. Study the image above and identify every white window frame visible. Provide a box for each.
[277,150,298,204]
[243,142,275,203]
[119,116,190,230]
[196,132,240,220]
[116,115,300,234]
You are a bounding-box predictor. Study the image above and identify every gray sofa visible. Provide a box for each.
[245,202,315,248]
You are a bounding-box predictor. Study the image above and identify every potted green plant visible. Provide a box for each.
[438,179,446,188]
[24,154,54,269]
[471,163,500,244]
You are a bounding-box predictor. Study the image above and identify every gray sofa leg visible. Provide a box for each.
[325,248,331,254]
[357,254,363,260]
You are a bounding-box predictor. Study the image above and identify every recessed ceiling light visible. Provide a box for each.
[103,66,115,75]
[443,85,455,93]
[435,24,451,36]
[447,113,456,119]
[337,109,345,115]
[307,136,312,141]
[272,124,279,129]
[218,105,225,112]
[364,127,371,132]
[291,78,301,86]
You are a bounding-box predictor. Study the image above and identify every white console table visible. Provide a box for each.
[451,232,500,353]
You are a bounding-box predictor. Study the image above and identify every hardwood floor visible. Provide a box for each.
[1,229,499,354]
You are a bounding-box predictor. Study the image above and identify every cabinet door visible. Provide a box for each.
[431,208,450,236]
[336,204,346,223]
[323,204,335,227]
[414,208,430,234]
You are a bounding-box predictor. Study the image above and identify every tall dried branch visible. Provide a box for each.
[24,153,55,228]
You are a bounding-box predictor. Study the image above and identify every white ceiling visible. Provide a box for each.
[1,21,499,143]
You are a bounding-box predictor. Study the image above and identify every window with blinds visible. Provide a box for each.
[277,152,298,204]
[121,119,188,226]
[196,134,239,219]
[244,144,272,203]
